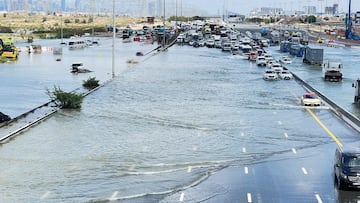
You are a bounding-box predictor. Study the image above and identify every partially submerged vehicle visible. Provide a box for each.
[301,92,321,106]
[323,61,343,82]
[71,63,92,73]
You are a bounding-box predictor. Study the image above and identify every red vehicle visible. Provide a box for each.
[248,51,258,61]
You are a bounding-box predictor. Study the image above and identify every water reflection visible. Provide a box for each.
[335,187,360,203]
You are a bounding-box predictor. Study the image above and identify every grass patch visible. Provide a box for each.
[82,77,100,89]
[46,86,84,109]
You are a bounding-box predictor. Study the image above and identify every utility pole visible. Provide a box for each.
[162,0,166,49]
[112,0,115,78]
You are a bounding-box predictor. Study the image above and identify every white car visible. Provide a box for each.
[280,56,292,64]
[301,92,321,106]
[263,69,279,81]
[269,63,283,73]
[279,70,293,80]
[256,56,267,66]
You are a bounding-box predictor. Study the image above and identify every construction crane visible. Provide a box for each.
[345,0,360,40]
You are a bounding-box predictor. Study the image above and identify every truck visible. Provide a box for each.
[353,78,360,102]
[270,31,280,44]
[0,38,18,60]
[303,46,323,66]
[323,61,343,82]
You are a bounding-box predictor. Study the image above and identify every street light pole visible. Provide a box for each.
[112,0,115,78]
[162,0,166,49]
[175,0,177,27]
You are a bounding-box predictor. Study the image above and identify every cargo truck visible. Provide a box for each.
[323,61,343,82]
[303,46,323,66]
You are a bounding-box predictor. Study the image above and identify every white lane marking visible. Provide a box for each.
[315,194,323,203]
[128,164,135,171]
[284,132,288,138]
[247,193,252,203]
[40,191,51,200]
[244,166,249,174]
[187,166,192,173]
[292,148,297,154]
[278,121,282,125]
[109,191,119,201]
[242,147,247,153]
[302,167,308,175]
[179,192,185,202]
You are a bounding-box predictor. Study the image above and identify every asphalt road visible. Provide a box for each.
[160,107,360,203]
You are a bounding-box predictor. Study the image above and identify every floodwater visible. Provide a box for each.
[0,37,359,202]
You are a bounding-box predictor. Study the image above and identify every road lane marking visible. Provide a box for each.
[284,132,288,138]
[244,166,248,174]
[40,191,51,200]
[306,108,343,147]
[179,192,185,202]
[247,193,252,202]
[292,148,297,154]
[187,166,192,173]
[109,191,119,201]
[302,167,308,175]
[315,194,323,203]
[242,147,247,153]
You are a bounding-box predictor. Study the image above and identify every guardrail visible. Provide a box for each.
[292,72,360,133]
[0,78,113,143]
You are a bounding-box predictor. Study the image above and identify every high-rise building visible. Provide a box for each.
[61,0,65,11]
[148,0,155,16]
[0,0,7,11]
[156,0,162,17]
[75,0,80,11]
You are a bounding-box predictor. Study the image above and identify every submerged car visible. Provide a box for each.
[279,70,293,80]
[263,69,278,81]
[256,56,267,66]
[301,92,321,106]
[279,56,292,64]
[334,146,360,190]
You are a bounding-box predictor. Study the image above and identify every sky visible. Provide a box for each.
[187,0,360,16]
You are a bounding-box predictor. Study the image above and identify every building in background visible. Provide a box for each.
[303,6,317,15]
[325,4,339,15]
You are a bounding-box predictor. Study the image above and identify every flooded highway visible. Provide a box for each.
[1,36,360,202]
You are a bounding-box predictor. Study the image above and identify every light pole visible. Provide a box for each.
[175,0,177,28]
[112,0,115,78]
[162,0,166,49]
[318,0,324,35]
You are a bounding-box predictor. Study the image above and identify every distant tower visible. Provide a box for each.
[333,3,338,15]
[140,0,148,16]
[75,0,80,11]
[7,0,11,11]
[2,0,7,11]
[61,0,65,11]
[156,0,162,17]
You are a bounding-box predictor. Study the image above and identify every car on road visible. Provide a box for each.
[301,92,321,106]
[279,56,292,64]
[269,62,283,73]
[256,56,267,66]
[263,69,278,81]
[334,146,360,190]
[279,70,293,80]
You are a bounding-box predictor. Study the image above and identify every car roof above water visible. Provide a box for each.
[338,145,360,156]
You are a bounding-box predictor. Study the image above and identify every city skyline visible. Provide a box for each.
[0,0,360,17]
